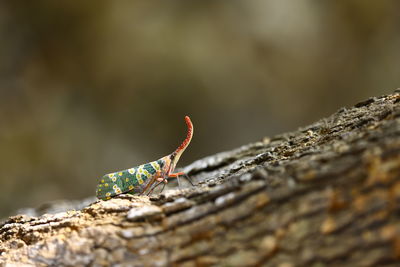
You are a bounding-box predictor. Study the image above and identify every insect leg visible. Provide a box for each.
[159,182,166,194]
[168,171,194,187]
[182,173,195,186]
[146,180,163,196]
[177,174,182,188]
[168,172,184,178]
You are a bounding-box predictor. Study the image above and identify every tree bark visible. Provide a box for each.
[1,90,400,266]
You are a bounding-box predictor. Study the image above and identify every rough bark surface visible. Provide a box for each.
[1,91,400,267]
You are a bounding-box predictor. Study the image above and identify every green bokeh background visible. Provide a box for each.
[1,1,399,217]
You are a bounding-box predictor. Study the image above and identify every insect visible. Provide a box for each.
[96,116,193,200]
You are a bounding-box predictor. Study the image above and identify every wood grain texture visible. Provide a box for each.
[1,90,400,266]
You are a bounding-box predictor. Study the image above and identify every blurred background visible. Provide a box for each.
[0,1,399,217]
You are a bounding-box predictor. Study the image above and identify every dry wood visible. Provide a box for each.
[1,90,400,266]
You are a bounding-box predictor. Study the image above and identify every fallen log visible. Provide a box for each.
[1,90,400,266]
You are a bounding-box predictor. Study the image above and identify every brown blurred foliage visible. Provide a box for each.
[0,1,399,217]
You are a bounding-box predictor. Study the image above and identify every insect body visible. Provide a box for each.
[96,116,193,200]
